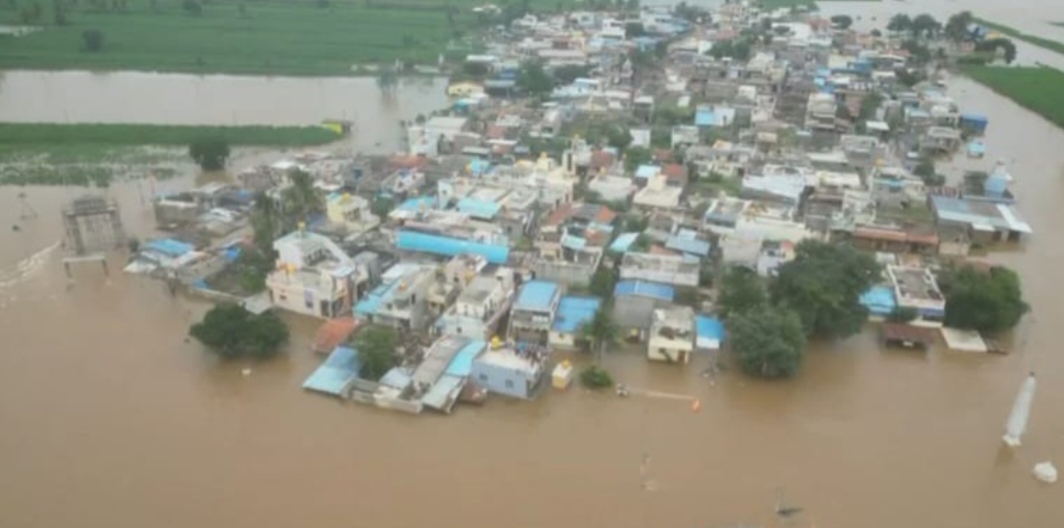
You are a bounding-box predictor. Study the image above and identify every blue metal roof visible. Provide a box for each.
[514,280,559,311]
[396,230,510,264]
[302,346,361,396]
[445,340,486,377]
[354,283,389,316]
[552,295,601,333]
[397,196,436,212]
[457,197,502,219]
[665,234,711,257]
[614,280,675,301]
[635,164,659,179]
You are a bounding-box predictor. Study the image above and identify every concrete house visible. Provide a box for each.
[354,263,437,332]
[266,230,362,319]
[613,280,676,335]
[647,306,696,364]
[435,268,517,340]
[508,280,562,346]
[887,265,946,325]
[619,252,700,288]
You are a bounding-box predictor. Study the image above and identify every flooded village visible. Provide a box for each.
[2,1,1064,528]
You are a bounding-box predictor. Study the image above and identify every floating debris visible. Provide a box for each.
[1033,462,1057,484]
[1003,372,1037,448]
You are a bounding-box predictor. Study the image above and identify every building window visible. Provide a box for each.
[478,373,488,382]
[456,326,462,334]
[658,348,666,355]
[505,379,514,389]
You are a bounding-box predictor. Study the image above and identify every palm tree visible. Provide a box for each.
[282,168,323,227]
[251,192,281,257]
[579,303,619,362]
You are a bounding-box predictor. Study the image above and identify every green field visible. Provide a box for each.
[975,18,1064,57]
[0,0,562,75]
[962,66,1064,129]
[0,123,341,146]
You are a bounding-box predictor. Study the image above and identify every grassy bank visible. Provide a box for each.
[962,65,1064,129]
[0,124,341,147]
[0,0,569,75]
[975,18,1064,57]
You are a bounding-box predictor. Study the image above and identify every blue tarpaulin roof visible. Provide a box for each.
[695,315,724,349]
[665,233,711,257]
[396,230,510,264]
[145,238,194,258]
[860,285,896,316]
[398,196,436,212]
[354,283,389,316]
[515,280,559,311]
[552,295,601,333]
[614,280,675,301]
[303,346,361,396]
[610,232,639,253]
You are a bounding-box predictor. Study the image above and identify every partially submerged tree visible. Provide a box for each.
[190,304,289,360]
[82,30,104,52]
[589,267,617,300]
[945,11,974,42]
[578,303,619,361]
[910,14,941,39]
[352,326,398,381]
[188,137,230,171]
[730,305,807,379]
[580,365,614,389]
[716,266,767,319]
[771,240,881,338]
[830,15,853,30]
[624,146,652,173]
[887,14,912,33]
[944,266,1029,334]
[975,38,1017,64]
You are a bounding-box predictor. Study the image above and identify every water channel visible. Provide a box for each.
[1,1,1064,526]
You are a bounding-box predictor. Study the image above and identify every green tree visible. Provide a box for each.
[371,195,395,218]
[729,305,806,379]
[606,125,633,151]
[945,11,973,42]
[553,64,593,84]
[589,267,616,299]
[517,61,553,96]
[250,193,281,257]
[717,267,767,319]
[189,304,289,360]
[282,168,323,225]
[624,146,652,173]
[944,266,1029,334]
[188,137,230,171]
[870,28,882,38]
[771,241,881,338]
[975,38,1017,64]
[352,326,398,380]
[910,14,941,39]
[830,15,853,30]
[887,14,912,33]
[82,30,104,52]
[578,303,619,361]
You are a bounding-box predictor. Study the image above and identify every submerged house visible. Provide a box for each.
[647,306,696,364]
[508,280,562,346]
[266,230,363,319]
[434,267,517,339]
[470,343,549,400]
[354,263,437,332]
[613,280,676,334]
[549,295,601,349]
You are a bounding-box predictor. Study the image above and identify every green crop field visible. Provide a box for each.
[962,66,1064,130]
[0,0,572,75]
[0,123,341,146]
[975,18,1064,57]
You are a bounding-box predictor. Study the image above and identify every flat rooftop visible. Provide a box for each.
[888,266,943,303]
[514,280,558,312]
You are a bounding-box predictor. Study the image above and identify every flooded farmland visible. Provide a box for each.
[3,3,1064,528]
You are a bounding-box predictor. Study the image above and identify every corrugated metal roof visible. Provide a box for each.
[665,235,711,257]
[614,280,675,301]
[552,295,601,333]
[610,232,639,253]
[457,197,502,219]
[514,280,559,311]
[302,346,361,396]
[396,230,510,264]
[445,340,486,377]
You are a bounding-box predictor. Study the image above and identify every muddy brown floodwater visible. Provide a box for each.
[4,25,1064,528]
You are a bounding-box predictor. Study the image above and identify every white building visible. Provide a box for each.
[633,174,683,210]
[435,268,517,339]
[647,306,696,364]
[266,230,360,319]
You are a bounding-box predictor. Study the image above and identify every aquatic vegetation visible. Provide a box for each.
[0,124,340,147]
[962,66,1064,130]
